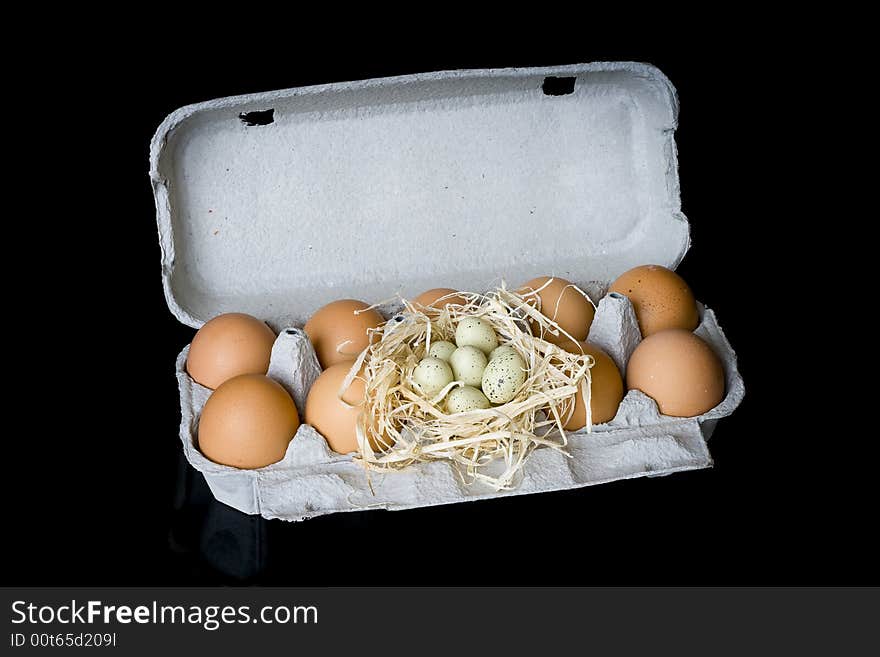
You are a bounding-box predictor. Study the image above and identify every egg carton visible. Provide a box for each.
[152,62,745,520]
[174,293,743,520]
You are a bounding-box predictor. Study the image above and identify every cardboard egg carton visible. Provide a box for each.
[152,62,744,520]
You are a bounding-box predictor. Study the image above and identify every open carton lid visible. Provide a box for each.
[151,62,688,329]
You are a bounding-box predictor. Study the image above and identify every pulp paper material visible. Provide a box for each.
[175,293,744,521]
[266,328,322,419]
[693,303,744,422]
[150,62,689,330]
[587,293,642,376]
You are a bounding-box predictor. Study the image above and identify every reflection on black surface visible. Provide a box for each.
[168,451,376,584]
[168,451,266,583]
[199,499,267,581]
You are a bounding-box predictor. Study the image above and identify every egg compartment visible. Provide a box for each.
[154,62,745,520]
[174,290,743,520]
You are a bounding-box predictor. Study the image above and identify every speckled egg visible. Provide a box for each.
[446,385,491,413]
[455,317,498,355]
[428,340,457,362]
[449,346,488,387]
[489,345,520,361]
[481,351,527,404]
[608,265,699,337]
[413,357,454,398]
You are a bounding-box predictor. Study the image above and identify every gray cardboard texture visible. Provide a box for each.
[154,62,744,520]
[151,62,688,330]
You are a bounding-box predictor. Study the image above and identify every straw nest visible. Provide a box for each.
[341,282,596,491]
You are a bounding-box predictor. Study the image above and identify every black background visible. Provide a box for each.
[7,36,868,586]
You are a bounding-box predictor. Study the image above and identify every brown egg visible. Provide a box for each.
[557,340,624,427]
[412,288,468,310]
[626,329,725,417]
[198,374,299,469]
[305,362,390,454]
[519,276,595,345]
[304,299,385,369]
[186,313,276,390]
[608,264,699,337]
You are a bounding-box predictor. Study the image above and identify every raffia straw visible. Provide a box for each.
[346,282,594,491]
